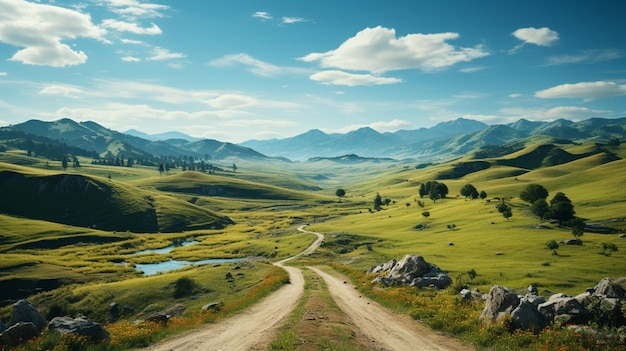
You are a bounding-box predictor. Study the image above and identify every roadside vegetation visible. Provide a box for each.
[1,140,626,350]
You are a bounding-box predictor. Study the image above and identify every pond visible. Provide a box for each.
[132,240,199,255]
[136,258,244,276]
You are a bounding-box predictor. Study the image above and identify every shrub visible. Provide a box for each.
[174,277,196,298]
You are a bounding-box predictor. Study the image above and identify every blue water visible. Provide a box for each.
[135,258,244,276]
[132,240,199,255]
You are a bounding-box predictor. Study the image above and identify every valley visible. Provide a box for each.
[0,117,625,350]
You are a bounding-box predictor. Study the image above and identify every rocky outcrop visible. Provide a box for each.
[480,277,626,332]
[367,255,452,289]
[9,300,47,332]
[48,316,110,343]
[0,322,38,347]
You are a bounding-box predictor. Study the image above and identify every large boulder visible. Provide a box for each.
[511,296,549,332]
[480,285,520,323]
[593,278,625,298]
[48,316,110,343]
[0,322,39,347]
[387,255,432,281]
[9,300,47,332]
[368,255,452,289]
[538,294,588,325]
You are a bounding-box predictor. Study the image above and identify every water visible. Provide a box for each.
[136,258,244,276]
[132,240,199,255]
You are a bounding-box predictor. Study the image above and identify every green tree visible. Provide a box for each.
[530,199,550,222]
[61,157,68,171]
[546,240,559,255]
[549,192,575,226]
[602,242,618,256]
[419,183,427,198]
[422,211,430,219]
[158,163,165,175]
[232,163,238,172]
[460,184,479,200]
[479,190,487,200]
[174,277,195,298]
[571,217,585,239]
[374,193,383,211]
[335,188,346,202]
[520,184,549,204]
[496,202,512,221]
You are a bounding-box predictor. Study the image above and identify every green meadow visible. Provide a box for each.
[1,141,625,350]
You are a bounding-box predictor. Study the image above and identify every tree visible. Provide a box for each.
[174,277,195,298]
[460,184,479,200]
[384,198,391,207]
[496,202,512,221]
[520,184,549,204]
[571,217,585,239]
[546,240,559,255]
[549,192,575,226]
[421,181,448,202]
[601,242,618,256]
[479,190,487,200]
[232,163,238,172]
[61,157,68,171]
[422,211,430,219]
[419,183,427,198]
[374,193,383,211]
[530,199,550,222]
[158,163,165,175]
[335,188,346,202]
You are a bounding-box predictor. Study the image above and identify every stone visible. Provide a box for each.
[460,289,473,300]
[511,298,548,332]
[387,255,432,282]
[9,300,47,332]
[480,285,520,323]
[538,295,588,325]
[163,303,186,317]
[0,322,38,347]
[593,278,625,298]
[368,255,451,289]
[564,239,583,245]
[48,317,110,343]
[202,301,225,311]
[145,313,169,326]
[528,284,538,295]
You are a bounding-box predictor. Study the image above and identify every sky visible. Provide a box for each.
[0,0,625,143]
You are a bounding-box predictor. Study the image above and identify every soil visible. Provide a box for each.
[139,226,474,351]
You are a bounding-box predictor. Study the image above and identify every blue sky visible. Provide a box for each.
[1,0,625,142]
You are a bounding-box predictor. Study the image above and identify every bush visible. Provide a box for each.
[174,277,196,298]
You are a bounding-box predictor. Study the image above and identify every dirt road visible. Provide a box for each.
[140,226,472,350]
[140,226,322,351]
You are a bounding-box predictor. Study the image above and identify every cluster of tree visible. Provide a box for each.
[521,183,577,227]
[496,200,513,221]
[419,181,448,202]
[373,193,392,211]
[459,184,487,200]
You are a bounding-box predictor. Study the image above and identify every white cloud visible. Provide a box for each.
[510,27,559,54]
[102,19,162,35]
[39,85,84,97]
[120,38,144,45]
[0,0,107,67]
[208,53,310,77]
[282,16,307,24]
[204,94,301,110]
[309,70,402,86]
[459,66,485,73]
[147,47,185,60]
[97,0,169,19]
[370,119,411,132]
[535,81,626,100]
[0,72,7,76]
[252,11,272,20]
[509,93,522,98]
[547,49,623,65]
[121,56,141,62]
[300,26,489,74]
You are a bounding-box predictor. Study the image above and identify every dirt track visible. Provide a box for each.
[140,225,472,350]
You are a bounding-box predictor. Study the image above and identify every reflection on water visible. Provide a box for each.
[136,258,244,276]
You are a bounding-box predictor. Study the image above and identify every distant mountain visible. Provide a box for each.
[307,154,396,164]
[125,129,201,142]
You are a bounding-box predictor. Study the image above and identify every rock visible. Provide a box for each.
[593,278,625,298]
[9,300,47,332]
[564,239,583,245]
[538,295,588,325]
[0,322,38,347]
[202,301,224,311]
[368,255,451,289]
[48,317,110,343]
[163,303,186,317]
[528,284,538,295]
[460,289,473,300]
[511,297,549,332]
[619,233,626,238]
[145,313,169,326]
[387,255,432,282]
[0,320,5,333]
[479,285,520,323]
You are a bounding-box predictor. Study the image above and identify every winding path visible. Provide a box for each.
[139,225,472,351]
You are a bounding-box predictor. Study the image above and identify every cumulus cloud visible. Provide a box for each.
[309,70,402,86]
[547,49,623,65]
[535,81,626,100]
[208,53,308,77]
[96,0,169,19]
[102,19,162,35]
[147,47,185,61]
[510,27,559,54]
[252,11,272,20]
[300,26,489,74]
[0,0,107,67]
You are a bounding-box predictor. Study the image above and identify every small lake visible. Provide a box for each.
[135,258,244,276]
[132,240,199,255]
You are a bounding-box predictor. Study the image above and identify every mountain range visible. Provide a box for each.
[2,117,625,163]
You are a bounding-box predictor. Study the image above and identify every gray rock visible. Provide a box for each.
[202,301,225,311]
[48,317,110,343]
[511,298,548,332]
[528,284,538,295]
[538,295,588,324]
[564,239,583,245]
[368,255,451,289]
[9,300,47,332]
[0,322,39,347]
[145,313,169,326]
[593,278,625,298]
[480,285,520,323]
[460,289,473,300]
[410,275,453,289]
[387,255,432,281]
